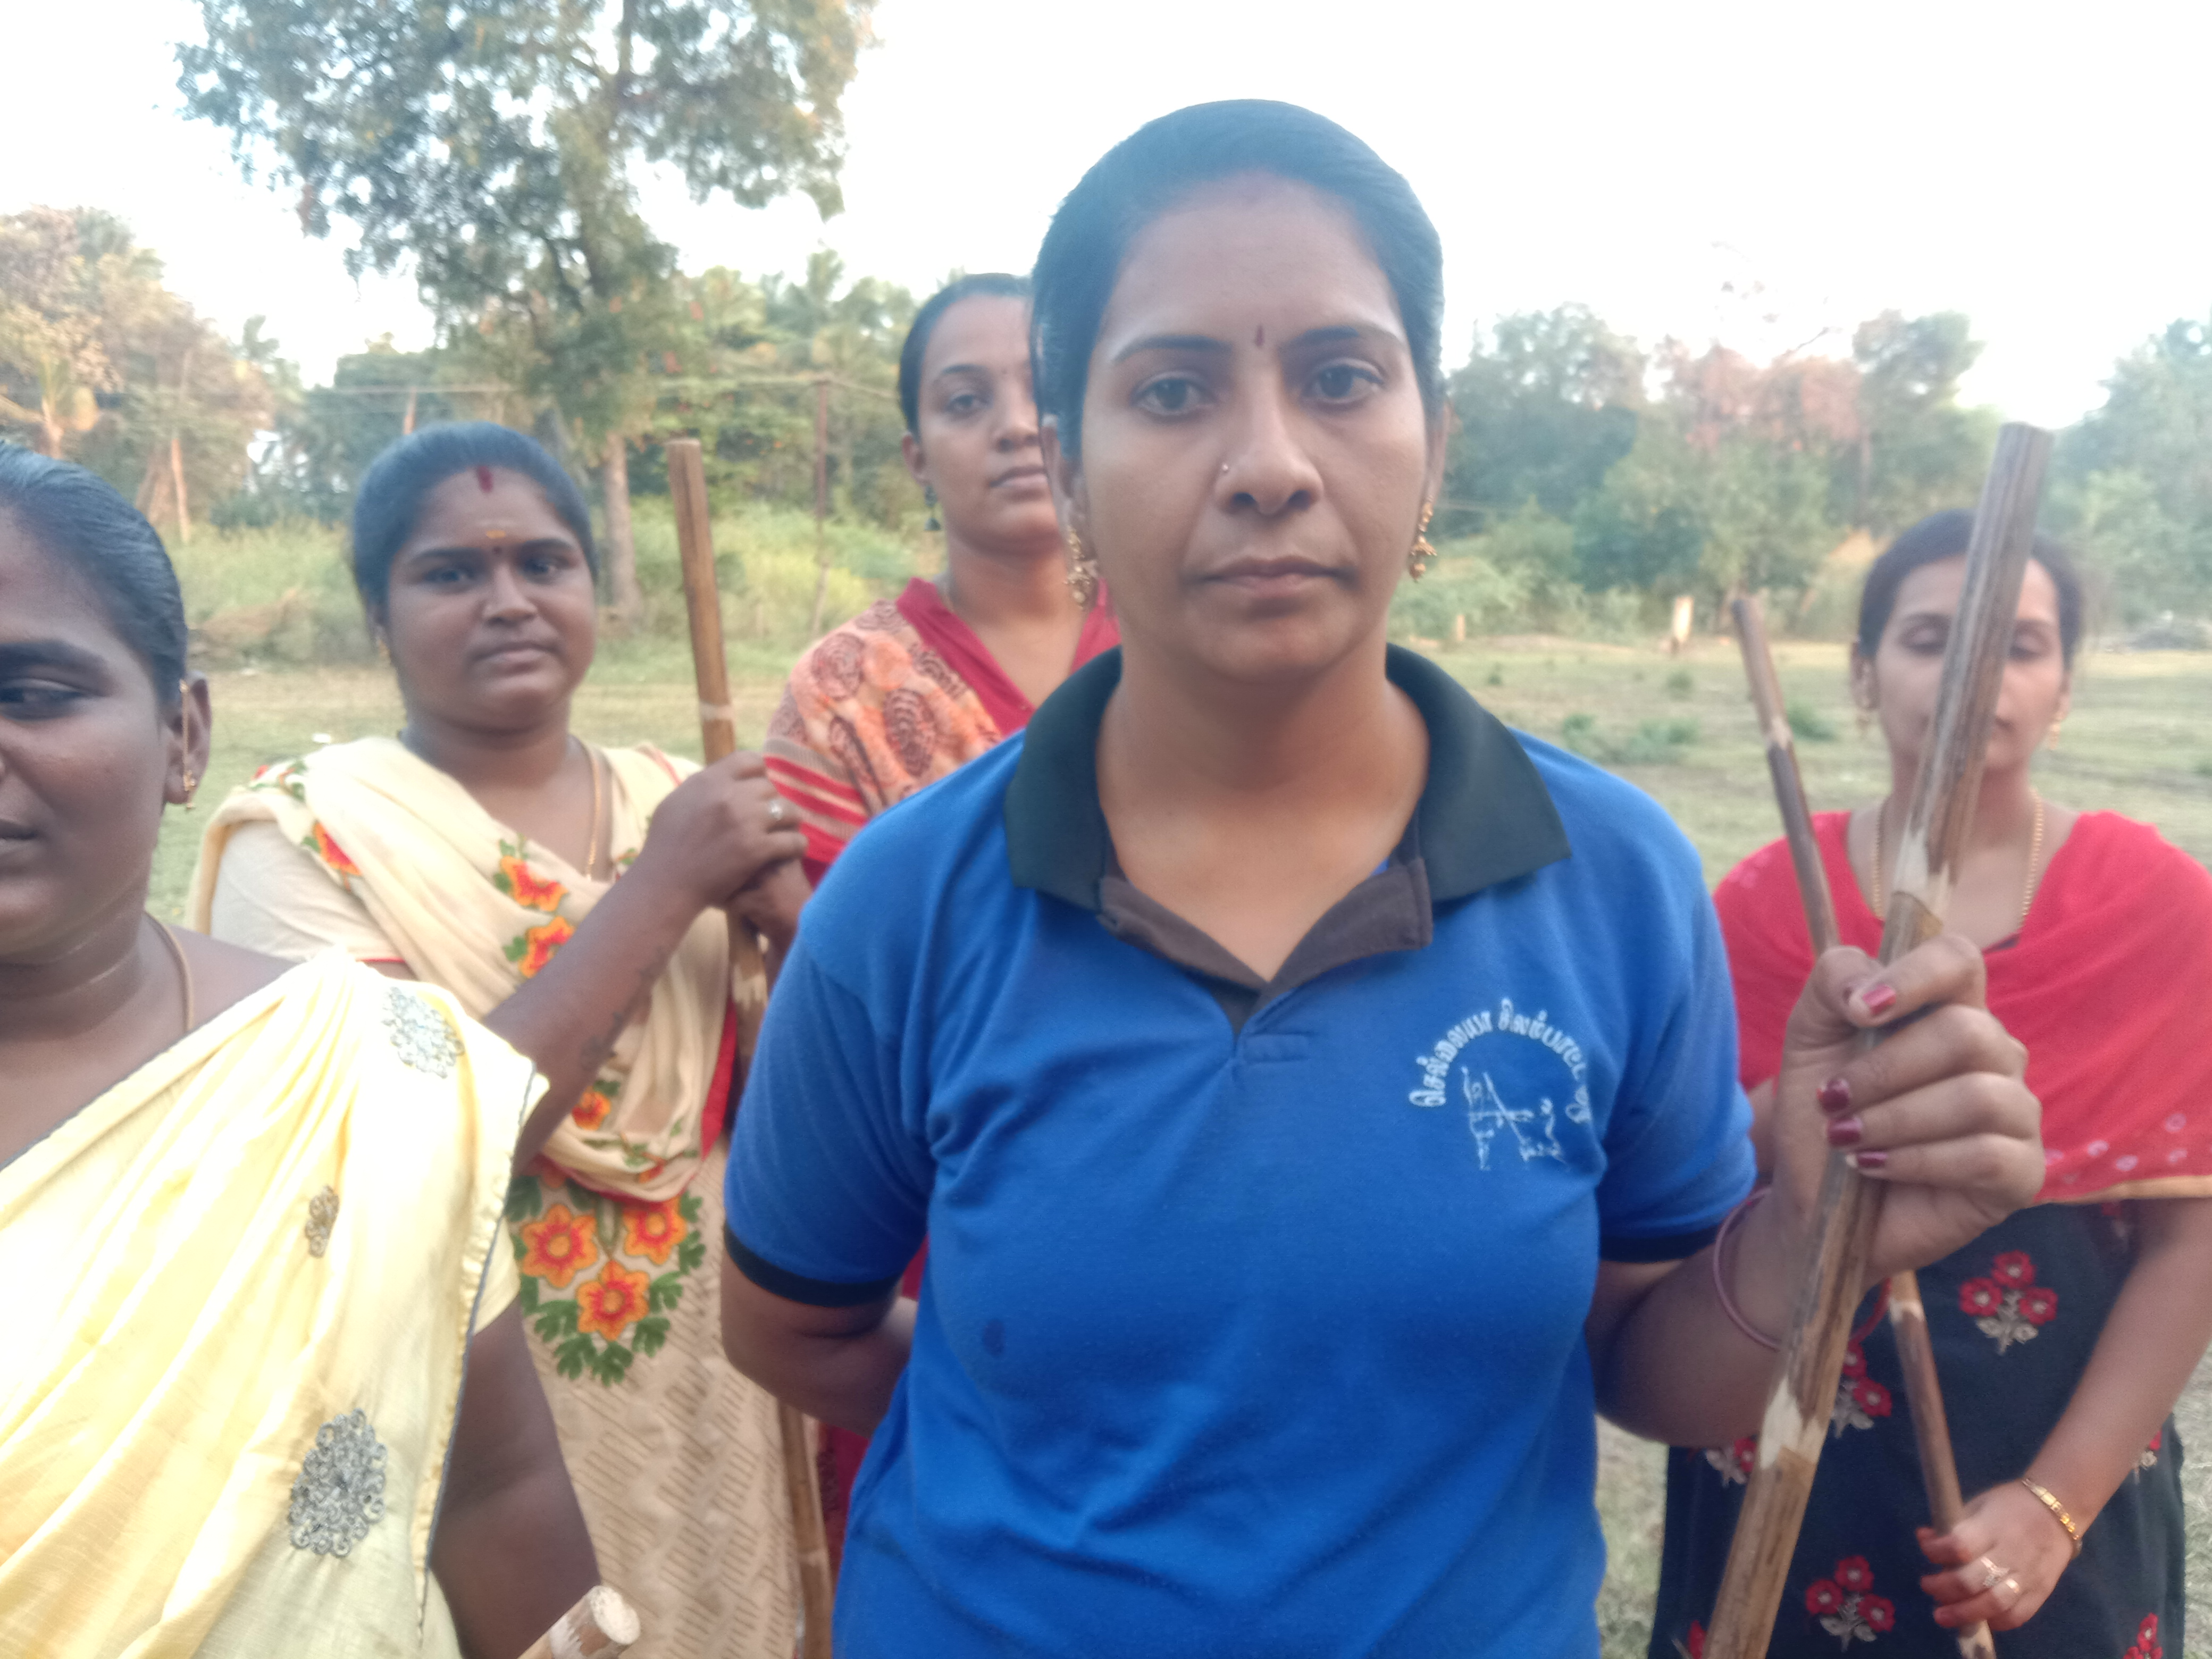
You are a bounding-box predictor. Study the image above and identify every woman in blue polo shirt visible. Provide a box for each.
[719,101,2046,1657]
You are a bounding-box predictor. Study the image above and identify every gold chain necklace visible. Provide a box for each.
[1871,793,2045,931]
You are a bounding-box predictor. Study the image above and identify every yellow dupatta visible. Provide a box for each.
[189,736,760,1205]
[0,956,537,1658]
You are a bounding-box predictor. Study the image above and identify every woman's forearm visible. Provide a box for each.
[1591,1191,1811,1444]
[485,865,701,1167]
[2014,1196,2212,1532]
[719,1258,916,1434]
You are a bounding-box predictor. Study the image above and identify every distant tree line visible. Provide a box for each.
[6,204,2211,636]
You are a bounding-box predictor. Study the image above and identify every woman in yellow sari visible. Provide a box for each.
[0,445,595,1656]
[193,424,808,1656]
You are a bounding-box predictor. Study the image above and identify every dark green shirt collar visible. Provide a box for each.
[1005,644,1570,911]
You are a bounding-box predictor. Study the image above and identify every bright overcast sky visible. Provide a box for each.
[15,0,2209,429]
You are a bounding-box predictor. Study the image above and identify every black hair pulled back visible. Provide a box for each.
[1857,509,2084,667]
[899,273,1032,435]
[0,442,189,704]
[349,422,597,613]
[1030,100,1446,460]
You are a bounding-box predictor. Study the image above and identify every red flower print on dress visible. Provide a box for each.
[1675,1622,1707,1658]
[2139,1429,2163,1474]
[517,1203,599,1289]
[495,843,567,913]
[1808,1557,1891,1646]
[306,822,363,880]
[574,1259,652,1343]
[1960,1249,2054,1353]
[2125,1612,2165,1659]
[570,1087,613,1129]
[1830,1346,1891,1436]
[1703,1437,1756,1485]
[507,915,575,978]
[621,1196,689,1267]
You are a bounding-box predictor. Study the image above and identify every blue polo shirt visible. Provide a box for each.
[727,646,1753,1657]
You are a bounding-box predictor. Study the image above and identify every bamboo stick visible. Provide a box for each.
[1706,424,2052,1657]
[666,437,838,1659]
[515,1584,641,1659]
[1730,595,1994,1659]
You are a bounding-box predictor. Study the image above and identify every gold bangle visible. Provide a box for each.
[2017,1477,2083,1558]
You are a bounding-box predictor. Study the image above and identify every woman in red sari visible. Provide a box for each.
[1654,510,2212,1657]
[765,274,1118,1552]
[766,274,1118,885]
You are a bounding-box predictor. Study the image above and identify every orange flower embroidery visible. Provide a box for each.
[622,1197,689,1266]
[508,915,575,978]
[517,1203,599,1289]
[571,1088,614,1130]
[574,1259,652,1342]
[308,822,363,878]
[497,853,567,914]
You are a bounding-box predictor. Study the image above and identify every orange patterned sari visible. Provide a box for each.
[765,577,1118,883]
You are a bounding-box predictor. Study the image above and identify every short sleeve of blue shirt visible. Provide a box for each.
[723,934,932,1301]
[1581,783,1758,1259]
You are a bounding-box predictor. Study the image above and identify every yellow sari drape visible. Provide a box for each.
[189,736,759,1204]
[0,956,538,1658]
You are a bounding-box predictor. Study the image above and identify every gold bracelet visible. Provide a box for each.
[2017,1477,2083,1558]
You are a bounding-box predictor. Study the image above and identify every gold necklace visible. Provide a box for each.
[152,917,196,1034]
[582,741,605,881]
[1871,793,2045,931]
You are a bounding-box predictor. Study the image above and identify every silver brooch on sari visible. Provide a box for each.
[381,985,460,1078]
[304,1186,340,1257]
[288,1409,388,1556]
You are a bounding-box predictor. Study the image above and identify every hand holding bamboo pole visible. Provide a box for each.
[1706,424,2052,1658]
[1731,594,1993,1659]
[667,437,838,1659]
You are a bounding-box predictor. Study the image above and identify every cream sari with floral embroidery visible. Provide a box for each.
[0,957,529,1657]
[190,738,799,1658]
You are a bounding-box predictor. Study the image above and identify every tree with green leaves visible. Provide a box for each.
[2051,315,2212,625]
[0,207,277,534]
[179,0,876,618]
[1443,305,1643,534]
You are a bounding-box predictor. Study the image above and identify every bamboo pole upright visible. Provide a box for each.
[665,437,838,1659]
[1730,595,1993,1659]
[1705,424,2052,1657]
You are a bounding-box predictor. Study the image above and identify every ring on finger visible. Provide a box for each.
[767,798,790,828]
[1975,1556,2010,1592]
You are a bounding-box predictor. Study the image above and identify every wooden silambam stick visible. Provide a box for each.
[1730,595,1994,1659]
[666,438,838,1659]
[1705,423,2052,1659]
[516,1585,642,1658]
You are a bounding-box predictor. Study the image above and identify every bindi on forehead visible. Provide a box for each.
[475,465,495,493]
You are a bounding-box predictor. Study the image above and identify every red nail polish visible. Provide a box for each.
[1861,981,1898,1015]
[1826,1115,1863,1148]
[1851,1148,1888,1171]
[1817,1076,1853,1113]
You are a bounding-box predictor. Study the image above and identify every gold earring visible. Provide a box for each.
[181,768,199,811]
[1406,501,1436,581]
[1064,530,1100,608]
[2047,716,2063,751]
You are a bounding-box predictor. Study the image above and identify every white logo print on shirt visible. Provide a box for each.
[1410,998,1595,1170]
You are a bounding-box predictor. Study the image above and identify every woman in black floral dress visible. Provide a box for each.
[1652,513,2212,1657]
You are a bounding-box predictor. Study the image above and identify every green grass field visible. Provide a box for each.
[150,635,2212,1657]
